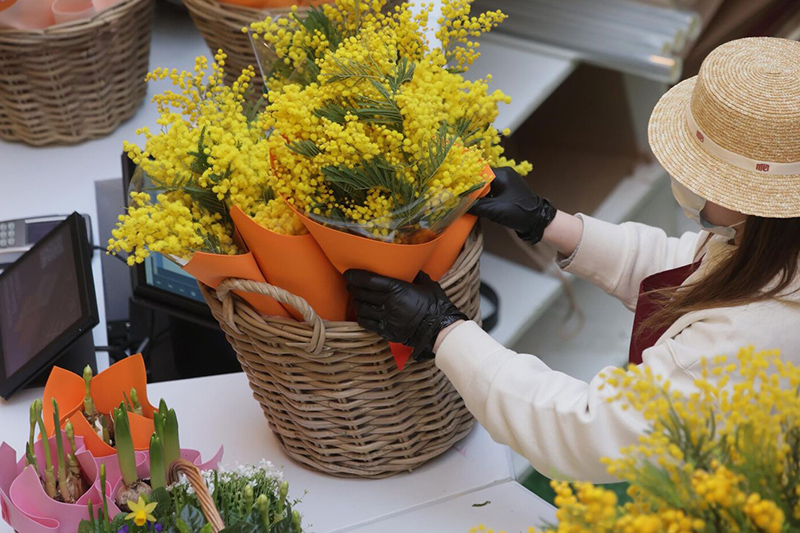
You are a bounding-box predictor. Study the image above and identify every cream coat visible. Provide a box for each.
[435,214,800,483]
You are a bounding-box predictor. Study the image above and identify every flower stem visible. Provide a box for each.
[65,421,82,477]
[160,401,181,469]
[34,399,56,499]
[100,463,110,524]
[53,399,72,502]
[149,434,166,490]
[83,365,96,417]
[130,388,144,416]
[114,404,139,487]
[27,401,40,477]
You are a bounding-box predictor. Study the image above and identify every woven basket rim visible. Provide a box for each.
[0,0,146,37]
[211,227,482,326]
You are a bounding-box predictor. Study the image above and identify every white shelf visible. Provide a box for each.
[467,32,578,134]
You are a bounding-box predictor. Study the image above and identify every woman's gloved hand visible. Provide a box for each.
[345,270,468,360]
[470,167,558,245]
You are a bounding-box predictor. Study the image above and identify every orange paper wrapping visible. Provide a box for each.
[42,354,156,457]
[182,251,291,318]
[230,206,348,321]
[291,167,494,369]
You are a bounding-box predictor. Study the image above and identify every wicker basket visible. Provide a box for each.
[181,0,321,93]
[200,227,482,478]
[0,0,154,146]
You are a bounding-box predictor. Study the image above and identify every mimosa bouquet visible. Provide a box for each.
[496,347,800,533]
[249,0,529,244]
[108,0,528,365]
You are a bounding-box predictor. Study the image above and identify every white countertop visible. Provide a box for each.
[0,372,556,532]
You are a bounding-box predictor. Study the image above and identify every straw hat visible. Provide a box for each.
[648,37,800,218]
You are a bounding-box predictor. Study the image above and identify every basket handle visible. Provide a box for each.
[215,278,327,354]
[167,459,225,532]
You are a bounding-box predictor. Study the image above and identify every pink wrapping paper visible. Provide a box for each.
[0,433,121,532]
[1,436,223,531]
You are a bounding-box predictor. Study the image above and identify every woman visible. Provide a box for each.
[344,37,800,482]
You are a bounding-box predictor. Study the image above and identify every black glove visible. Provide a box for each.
[344,270,468,361]
[469,167,557,245]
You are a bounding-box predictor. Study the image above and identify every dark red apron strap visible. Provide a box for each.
[628,260,702,365]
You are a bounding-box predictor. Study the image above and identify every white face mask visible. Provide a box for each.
[670,178,745,241]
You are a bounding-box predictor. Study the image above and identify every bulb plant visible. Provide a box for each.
[82,365,114,445]
[114,402,151,510]
[113,398,183,512]
[24,398,89,503]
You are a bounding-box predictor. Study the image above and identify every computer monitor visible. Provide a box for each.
[0,213,99,399]
[121,156,217,327]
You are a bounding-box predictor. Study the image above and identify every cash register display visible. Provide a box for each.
[0,213,97,398]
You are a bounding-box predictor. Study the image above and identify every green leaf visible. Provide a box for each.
[109,513,128,530]
[188,126,212,176]
[199,524,215,533]
[321,155,414,208]
[77,521,94,533]
[219,523,261,533]
[151,487,174,519]
[286,139,321,158]
[313,102,349,124]
[175,519,192,533]
[179,505,208,531]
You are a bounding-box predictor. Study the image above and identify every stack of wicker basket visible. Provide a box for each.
[0,0,155,146]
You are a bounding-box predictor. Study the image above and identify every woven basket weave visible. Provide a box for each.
[0,0,154,146]
[200,227,482,478]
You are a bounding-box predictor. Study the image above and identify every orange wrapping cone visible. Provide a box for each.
[230,206,348,321]
[293,166,494,369]
[183,251,291,318]
[422,214,479,281]
[295,210,442,283]
[42,354,157,456]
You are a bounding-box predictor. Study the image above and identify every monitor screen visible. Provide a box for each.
[0,213,98,399]
[144,253,205,304]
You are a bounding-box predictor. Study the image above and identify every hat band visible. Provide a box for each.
[685,105,800,175]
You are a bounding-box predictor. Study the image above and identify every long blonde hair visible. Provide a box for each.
[641,216,800,333]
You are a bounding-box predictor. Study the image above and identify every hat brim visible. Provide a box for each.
[648,77,800,218]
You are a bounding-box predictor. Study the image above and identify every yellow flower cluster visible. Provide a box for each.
[251,0,531,242]
[113,0,532,256]
[109,51,305,263]
[436,0,507,70]
[518,347,800,533]
[108,192,235,265]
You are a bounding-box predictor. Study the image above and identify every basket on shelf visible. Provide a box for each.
[181,0,329,94]
[199,226,483,479]
[0,0,155,146]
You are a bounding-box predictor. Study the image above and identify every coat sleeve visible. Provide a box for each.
[562,215,706,310]
[435,320,716,483]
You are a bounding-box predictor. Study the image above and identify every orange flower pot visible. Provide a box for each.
[42,354,156,457]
